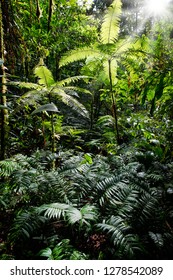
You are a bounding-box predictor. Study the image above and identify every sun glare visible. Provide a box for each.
[145,0,171,16]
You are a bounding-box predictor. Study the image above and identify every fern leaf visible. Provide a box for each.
[34,65,55,88]
[59,47,102,68]
[8,81,42,90]
[100,0,122,44]
[53,89,89,118]
[57,76,93,87]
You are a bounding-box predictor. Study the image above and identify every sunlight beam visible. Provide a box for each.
[145,0,171,16]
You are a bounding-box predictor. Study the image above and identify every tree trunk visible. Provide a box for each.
[0,1,8,160]
[108,59,120,144]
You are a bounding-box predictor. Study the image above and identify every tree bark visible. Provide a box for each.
[0,1,8,160]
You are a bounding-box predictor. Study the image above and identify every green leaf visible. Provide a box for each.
[59,47,102,68]
[0,105,10,110]
[31,103,59,115]
[34,65,55,88]
[54,90,89,118]
[100,0,122,44]
[39,248,53,259]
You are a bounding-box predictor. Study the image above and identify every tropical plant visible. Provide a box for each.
[9,60,91,154]
[59,0,132,144]
[0,148,172,259]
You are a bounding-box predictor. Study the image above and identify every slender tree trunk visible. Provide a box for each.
[108,59,120,144]
[48,0,53,32]
[0,2,8,160]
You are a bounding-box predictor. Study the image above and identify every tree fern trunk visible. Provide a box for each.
[108,59,120,144]
[0,2,8,160]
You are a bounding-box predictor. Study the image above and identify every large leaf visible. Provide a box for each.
[34,65,55,88]
[53,89,89,118]
[100,0,122,44]
[38,203,71,219]
[31,103,59,115]
[59,47,102,68]
[57,75,92,87]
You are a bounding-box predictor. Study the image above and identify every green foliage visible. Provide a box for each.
[2,0,173,262]
[1,147,172,259]
[100,0,122,44]
[39,239,88,260]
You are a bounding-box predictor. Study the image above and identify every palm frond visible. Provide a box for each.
[97,216,141,258]
[0,160,20,176]
[9,210,46,243]
[100,0,122,44]
[37,202,71,219]
[148,232,164,248]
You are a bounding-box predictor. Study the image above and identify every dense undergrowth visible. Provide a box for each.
[1,146,173,260]
[1,0,173,260]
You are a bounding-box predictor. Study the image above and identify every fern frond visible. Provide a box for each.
[19,90,45,102]
[113,38,132,57]
[34,65,55,88]
[8,81,42,90]
[59,47,102,68]
[57,76,93,87]
[138,193,158,225]
[53,89,89,118]
[100,0,122,44]
[103,57,118,85]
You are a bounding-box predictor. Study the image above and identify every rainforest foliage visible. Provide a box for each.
[1,0,173,260]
